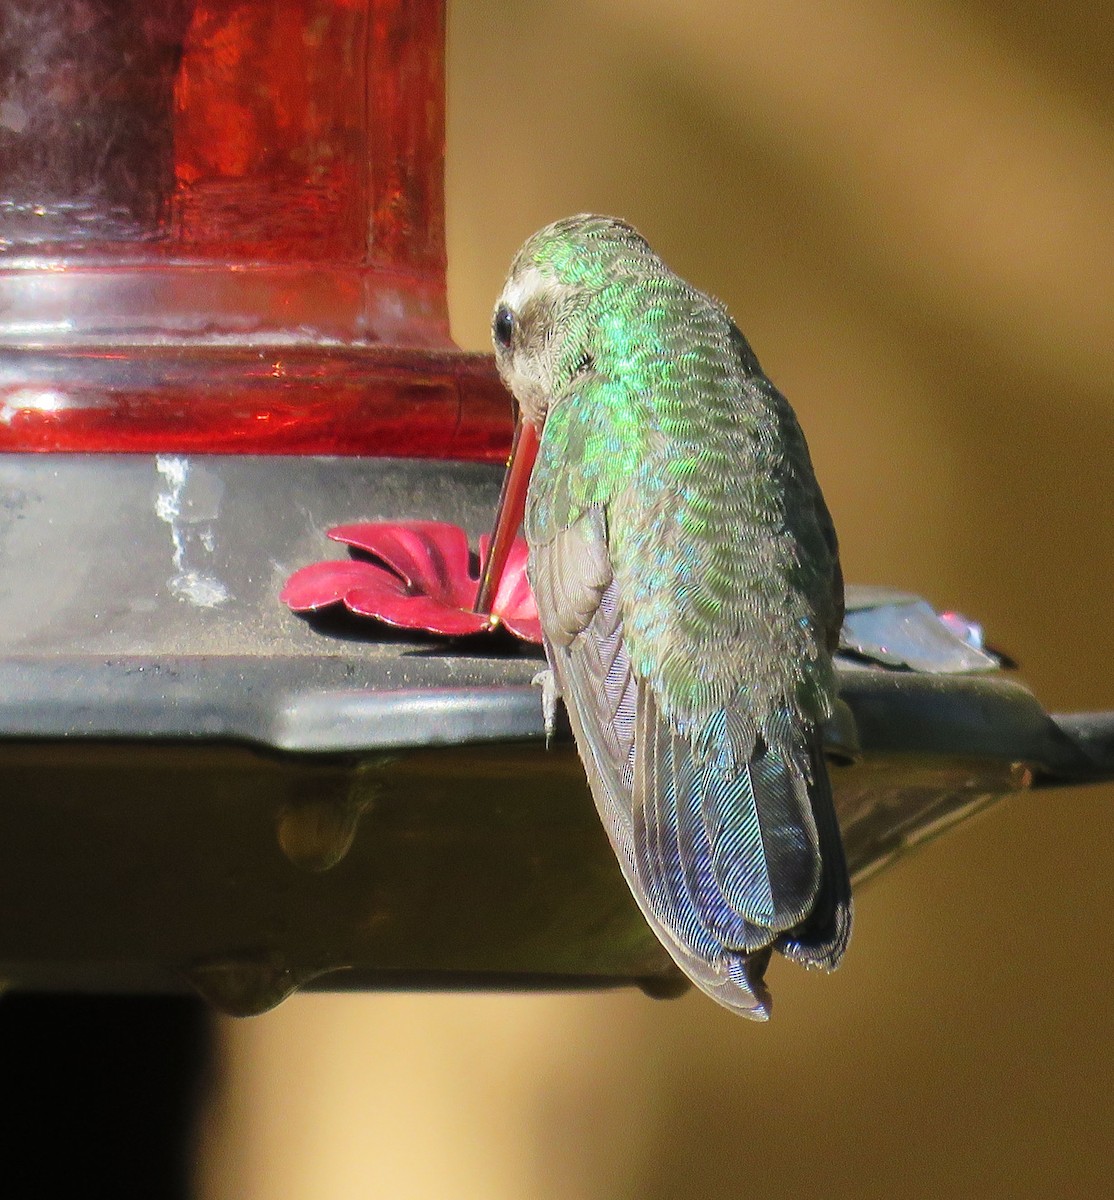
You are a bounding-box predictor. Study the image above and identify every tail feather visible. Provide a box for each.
[774,733,853,969]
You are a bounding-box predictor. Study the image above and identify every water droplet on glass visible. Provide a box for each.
[275,777,379,872]
[184,951,331,1017]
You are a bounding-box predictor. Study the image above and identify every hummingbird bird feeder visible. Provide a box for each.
[0,0,1109,1019]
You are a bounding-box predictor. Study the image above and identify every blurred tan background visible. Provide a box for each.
[198,2,1114,1197]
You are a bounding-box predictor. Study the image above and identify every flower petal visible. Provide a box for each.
[491,539,535,617]
[347,585,492,637]
[285,523,542,644]
[328,521,476,606]
[498,612,544,644]
[477,534,542,643]
[280,560,385,612]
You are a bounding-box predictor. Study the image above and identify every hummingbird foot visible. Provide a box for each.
[531,668,561,746]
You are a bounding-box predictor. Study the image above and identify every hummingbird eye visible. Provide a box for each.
[493,305,515,349]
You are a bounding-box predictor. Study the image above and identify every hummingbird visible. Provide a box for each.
[479,215,851,1018]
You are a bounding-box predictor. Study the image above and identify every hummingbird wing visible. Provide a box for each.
[526,340,850,1014]
[534,515,848,1013]
[604,325,852,978]
[631,676,850,989]
[531,509,784,1017]
[529,507,638,860]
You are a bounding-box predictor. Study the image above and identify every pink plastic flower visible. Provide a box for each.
[281,521,542,644]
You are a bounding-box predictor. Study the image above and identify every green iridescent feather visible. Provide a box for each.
[522,218,841,763]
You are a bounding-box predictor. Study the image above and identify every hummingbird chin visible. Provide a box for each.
[485,215,851,1018]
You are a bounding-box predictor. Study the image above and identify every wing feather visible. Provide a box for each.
[529,503,849,1018]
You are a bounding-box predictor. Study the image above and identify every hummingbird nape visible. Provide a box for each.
[487,214,851,1018]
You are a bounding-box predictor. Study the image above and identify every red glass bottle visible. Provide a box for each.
[0,0,511,459]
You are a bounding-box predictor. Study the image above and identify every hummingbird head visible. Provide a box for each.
[491,214,656,430]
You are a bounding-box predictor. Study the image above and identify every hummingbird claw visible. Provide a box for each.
[531,668,560,746]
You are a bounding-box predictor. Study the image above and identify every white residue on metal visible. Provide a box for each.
[155,455,231,608]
